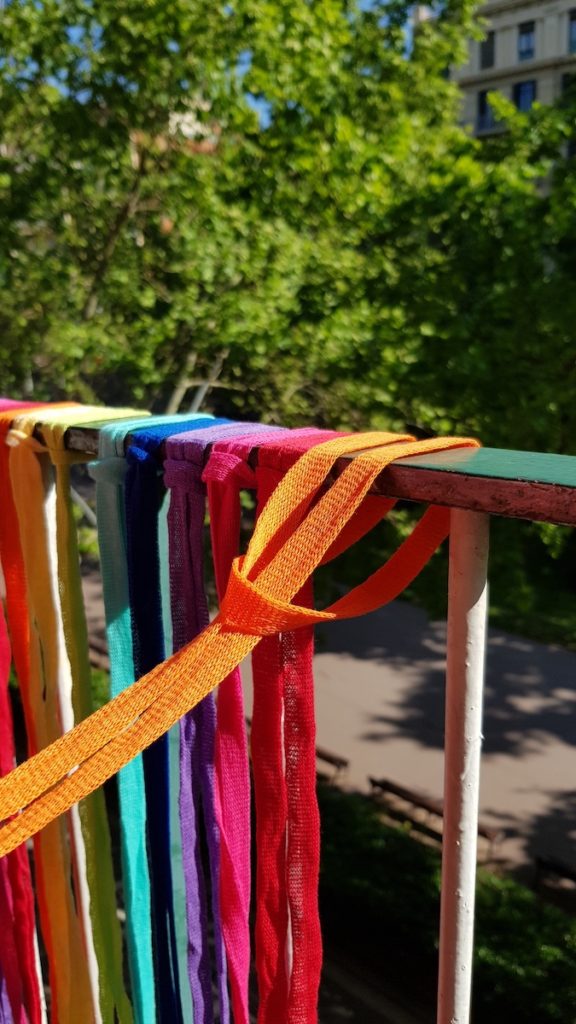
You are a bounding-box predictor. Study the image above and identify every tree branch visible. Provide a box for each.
[189,347,230,412]
[81,153,147,321]
[164,343,198,414]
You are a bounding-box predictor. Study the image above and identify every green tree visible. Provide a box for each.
[0,0,481,420]
[1,1,574,450]
[2,0,576,641]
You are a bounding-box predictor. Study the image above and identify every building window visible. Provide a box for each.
[480,31,495,69]
[569,11,576,54]
[518,21,535,61]
[477,90,496,131]
[513,80,537,112]
[561,71,576,100]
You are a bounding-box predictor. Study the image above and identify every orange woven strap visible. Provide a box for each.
[0,432,478,856]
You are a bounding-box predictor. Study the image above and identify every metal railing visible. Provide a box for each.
[59,426,576,1024]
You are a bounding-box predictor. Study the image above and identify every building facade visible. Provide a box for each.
[452,0,576,134]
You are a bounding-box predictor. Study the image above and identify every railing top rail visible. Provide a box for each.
[58,426,576,527]
[349,446,576,528]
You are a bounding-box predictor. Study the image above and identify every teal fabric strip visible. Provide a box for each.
[158,492,195,1024]
[89,415,166,1024]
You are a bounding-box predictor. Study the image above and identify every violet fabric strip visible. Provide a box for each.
[164,422,281,1023]
[0,971,13,1024]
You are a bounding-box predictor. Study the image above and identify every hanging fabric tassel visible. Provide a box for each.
[89,414,159,1024]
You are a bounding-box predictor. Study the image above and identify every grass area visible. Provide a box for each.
[91,667,111,710]
[318,783,576,1024]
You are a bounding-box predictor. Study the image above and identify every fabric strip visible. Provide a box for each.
[7,408,99,1024]
[1,401,94,1024]
[89,414,157,1024]
[204,429,337,1023]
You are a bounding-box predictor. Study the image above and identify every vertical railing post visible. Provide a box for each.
[437,509,489,1024]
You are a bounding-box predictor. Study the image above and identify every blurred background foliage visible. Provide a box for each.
[1,0,576,641]
[319,783,576,1024]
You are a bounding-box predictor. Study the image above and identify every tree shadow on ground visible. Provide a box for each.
[517,788,576,899]
[317,599,576,758]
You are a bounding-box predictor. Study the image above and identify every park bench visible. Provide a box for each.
[534,853,576,889]
[315,745,349,783]
[369,776,503,862]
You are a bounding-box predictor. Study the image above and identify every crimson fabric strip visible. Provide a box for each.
[204,426,306,1024]
[166,422,283,1024]
[125,416,224,1023]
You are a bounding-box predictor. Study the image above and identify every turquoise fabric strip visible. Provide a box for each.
[158,492,195,1024]
[89,415,165,1024]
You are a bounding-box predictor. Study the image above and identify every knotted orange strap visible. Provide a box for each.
[0,433,478,857]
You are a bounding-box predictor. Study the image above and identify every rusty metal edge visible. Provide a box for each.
[64,426,576,527]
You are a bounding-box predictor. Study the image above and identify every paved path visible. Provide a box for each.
[309,601,576,875]
[83,573,576,1019]
[85,566,576,873]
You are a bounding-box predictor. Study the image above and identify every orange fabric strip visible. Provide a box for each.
[0,433,478,858]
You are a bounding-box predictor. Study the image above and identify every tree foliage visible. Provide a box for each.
[0,0,543,432]
[1,0,576,636]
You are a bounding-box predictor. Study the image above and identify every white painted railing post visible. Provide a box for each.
[437,510,489,1024]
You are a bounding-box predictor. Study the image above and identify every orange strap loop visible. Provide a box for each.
[0,432,478,857]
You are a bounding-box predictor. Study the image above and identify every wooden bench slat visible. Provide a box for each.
[369,776,502,844]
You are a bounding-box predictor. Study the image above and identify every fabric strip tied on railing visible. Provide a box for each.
[0,433,479,866]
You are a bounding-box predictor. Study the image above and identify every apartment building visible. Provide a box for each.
[452,0,576,134]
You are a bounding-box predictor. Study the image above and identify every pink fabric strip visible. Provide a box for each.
[202,426,290,1024]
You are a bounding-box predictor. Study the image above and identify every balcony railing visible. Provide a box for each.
[33,426,576,1022]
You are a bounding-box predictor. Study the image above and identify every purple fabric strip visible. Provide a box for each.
[0,972,13,1024]
[164,422,282,1024]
